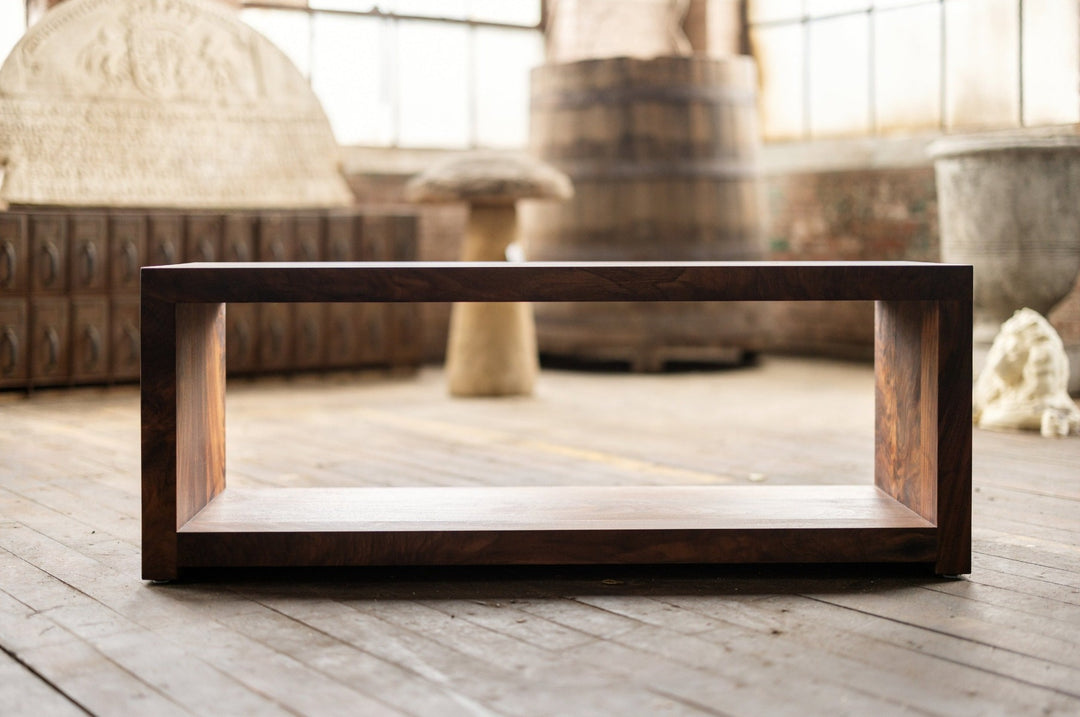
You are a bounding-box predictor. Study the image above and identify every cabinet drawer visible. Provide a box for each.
[258,303,292,371]
[69,213,109,293]
[258,213,296,262]
[148,213,183,266]
[109,214,146,292]
[390,304,423,367]
[29,297,69,385]
[325,212,358,262]
[0,299,28,387]
[71,297,109,382]
[390,213,419,261]
[225,303,258,374]
[110,296,140,382]
[0,213,28,296]
[293,303,326,370]
[359,215,391,261]
[223,214,255,262]
[186,214,222,262]
[325,303,359,368]
[356,303,390,366]
[295,214,324,262]
[30,213,67,294]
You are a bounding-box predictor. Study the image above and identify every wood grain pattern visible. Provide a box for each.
[140,295,178,580]
[179,485,935,532]
[874,292,972,575]
[175,303,226,527]
[142,261,972,578]
[6,359,1077,714]
[176,486,936,567]
[934,298,973,575]
[141,261,972,304]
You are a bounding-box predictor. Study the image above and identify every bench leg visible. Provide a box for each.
[875,299,972,575]
[142,300,226,580]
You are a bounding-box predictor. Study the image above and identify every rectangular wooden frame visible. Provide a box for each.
[141,261,972,580]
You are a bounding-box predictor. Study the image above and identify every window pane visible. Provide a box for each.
[474,27,542,148]
[241,8,312,78]
[397,21,469,147]
[391,0,468,19]
[0,0,26,63]
[312,1,379,10]
[311,13,393,145]
[748,0,805,23]
[805,0,870,16]
[808,13,870,137]
[470,0,540,26]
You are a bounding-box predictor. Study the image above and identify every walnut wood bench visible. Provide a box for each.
[141,261,972,580]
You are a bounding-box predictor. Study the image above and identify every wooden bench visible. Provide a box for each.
[141,261,972,580]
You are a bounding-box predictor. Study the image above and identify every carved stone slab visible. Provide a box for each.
[0,0,352,208]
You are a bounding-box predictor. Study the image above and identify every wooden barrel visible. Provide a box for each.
[522,55,764,370]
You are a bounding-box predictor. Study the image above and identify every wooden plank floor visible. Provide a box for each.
[2,357,1079,716]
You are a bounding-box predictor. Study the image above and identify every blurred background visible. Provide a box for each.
[2,0,1078,388]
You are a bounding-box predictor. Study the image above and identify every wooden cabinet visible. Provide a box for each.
[0,299,28,388]
[0,213,28,296]
[2,207,422,389]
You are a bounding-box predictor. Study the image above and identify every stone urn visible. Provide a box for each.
[930,129,1080,380]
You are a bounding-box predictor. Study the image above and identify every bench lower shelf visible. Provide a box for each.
[175,485,939,568]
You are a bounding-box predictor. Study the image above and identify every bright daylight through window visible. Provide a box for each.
[240,1,543,149]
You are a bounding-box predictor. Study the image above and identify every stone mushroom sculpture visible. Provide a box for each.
[406,152,572,397]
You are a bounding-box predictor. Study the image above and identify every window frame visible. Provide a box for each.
[241,1,545,149]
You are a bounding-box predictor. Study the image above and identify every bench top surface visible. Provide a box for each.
[141,261,972,303]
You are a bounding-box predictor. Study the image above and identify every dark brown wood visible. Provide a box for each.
[140,295,178,580]
[142,261,971,304]
[176,486,936,567]
[934,298,973,574]
[141,260,972,579]
[141,299,227,580]
[875,299,972,575]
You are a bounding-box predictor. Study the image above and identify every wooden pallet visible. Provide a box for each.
[141,261,972,580]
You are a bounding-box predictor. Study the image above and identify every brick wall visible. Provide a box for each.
[761,161,1080,382]
[348,160,1080,383]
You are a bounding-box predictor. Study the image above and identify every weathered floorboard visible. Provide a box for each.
[2,359,1078,715]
